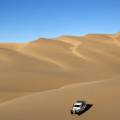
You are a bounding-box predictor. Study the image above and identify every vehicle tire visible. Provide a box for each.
[71,110,73,115]
[77,111,81,116]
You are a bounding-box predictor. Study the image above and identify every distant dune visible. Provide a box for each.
[0,33,120,120]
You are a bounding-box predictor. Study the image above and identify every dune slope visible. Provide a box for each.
[0,33,120,120]
[0,77,119,120]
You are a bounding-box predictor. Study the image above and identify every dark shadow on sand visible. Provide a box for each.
[78,104,93,116]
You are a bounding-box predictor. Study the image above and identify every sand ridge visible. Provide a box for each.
[57,36,94,61]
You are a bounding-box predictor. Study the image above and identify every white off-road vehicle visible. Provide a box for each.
[70,101,87,115]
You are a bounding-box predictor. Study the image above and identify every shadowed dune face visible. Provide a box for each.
[0,33,120,120]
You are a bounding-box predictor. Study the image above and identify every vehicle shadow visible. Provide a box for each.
[78,104,93,116]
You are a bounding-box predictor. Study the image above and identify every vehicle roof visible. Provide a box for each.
[73,102,82,106]
[73,100,86,105]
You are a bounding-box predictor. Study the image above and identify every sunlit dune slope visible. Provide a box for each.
[0,77,119,120]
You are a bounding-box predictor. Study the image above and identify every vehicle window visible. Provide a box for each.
[74,105,80,107]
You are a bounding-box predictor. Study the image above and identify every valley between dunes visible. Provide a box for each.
[0,33,120,120]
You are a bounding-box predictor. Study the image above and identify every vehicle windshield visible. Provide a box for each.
[74,105,81,107]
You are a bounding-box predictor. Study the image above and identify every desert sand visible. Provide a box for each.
[0,33,120,120]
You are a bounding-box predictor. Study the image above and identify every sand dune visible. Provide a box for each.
[57,36,94,61]
[0,77,119,120]
[17,44,67,70]
[0,33,120,120]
